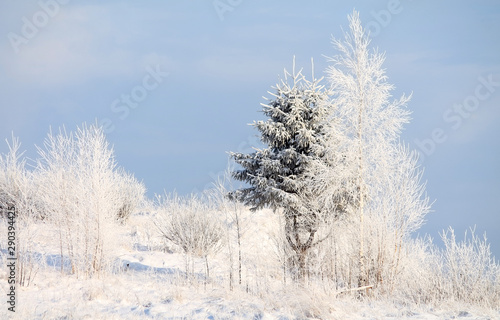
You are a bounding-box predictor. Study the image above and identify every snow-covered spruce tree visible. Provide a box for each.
[311,11,430,290]
[230,61,338,281]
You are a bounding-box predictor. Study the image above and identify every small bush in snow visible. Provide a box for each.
[439,227,500,306]
[114,168,146,223]
[154,192,224,282]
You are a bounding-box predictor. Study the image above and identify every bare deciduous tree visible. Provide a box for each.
[210,166,247,289]
[35,124,143,278]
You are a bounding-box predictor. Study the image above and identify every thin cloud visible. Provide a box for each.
[0,3,176,87]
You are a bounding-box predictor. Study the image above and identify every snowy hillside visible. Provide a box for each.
[1,209,499,319]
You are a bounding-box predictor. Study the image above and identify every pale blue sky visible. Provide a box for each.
[1,1,499,257]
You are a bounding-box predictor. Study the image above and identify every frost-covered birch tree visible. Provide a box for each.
[35,124,145,277]
[311,11,430,289]
[230,61,335,280]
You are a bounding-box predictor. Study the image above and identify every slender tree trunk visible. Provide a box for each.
[298,249,307,282]
[227,230,234,291]
[284,214,317,284]
[357,104,366,288]
[58,221,64,274]
[356,58,367,290]
[235,210,242,286]
[92,206,102,277]
[184,254,189,281]
[205,255,209,290]
[283,242,287,285]
[333,235,338,291]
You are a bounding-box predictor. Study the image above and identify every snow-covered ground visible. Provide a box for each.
[1,210,499,319]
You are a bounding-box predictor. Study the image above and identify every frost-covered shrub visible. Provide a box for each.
[114,168,146,223]
[372,228,500,307]
[35,124,139,278]
[0,136,39,218]
[154,193,223,257]
[439,227,500,307]
[386,237,443,304]
[0,136,42,286]
[154,193,224,281]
